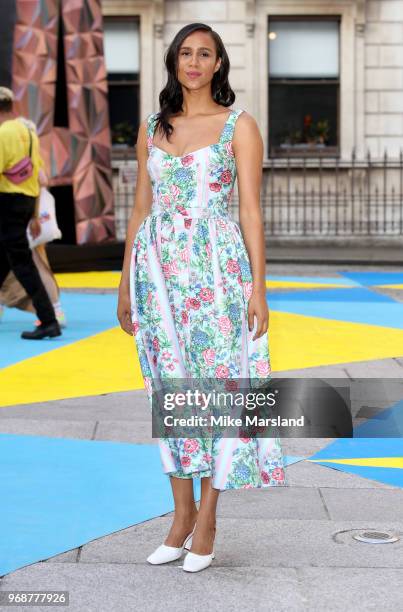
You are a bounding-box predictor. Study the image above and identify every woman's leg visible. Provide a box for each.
[190,477,219,555]
[164,476,198,547]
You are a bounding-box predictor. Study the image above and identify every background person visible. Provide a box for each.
[0,86,61,340]
[0,117,67,328]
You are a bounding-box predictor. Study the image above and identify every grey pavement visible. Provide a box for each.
[1,264,403,611]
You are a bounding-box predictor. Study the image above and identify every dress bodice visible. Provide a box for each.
[146,109,244,219]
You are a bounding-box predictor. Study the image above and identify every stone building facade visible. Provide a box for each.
[102,1,403,242]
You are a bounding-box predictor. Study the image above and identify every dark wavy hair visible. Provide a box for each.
[154,23,235,142]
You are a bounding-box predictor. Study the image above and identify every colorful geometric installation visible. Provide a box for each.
[11,0,115,244]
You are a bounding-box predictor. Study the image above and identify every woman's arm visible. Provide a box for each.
[117,118,153,334]
[232,112,268,340]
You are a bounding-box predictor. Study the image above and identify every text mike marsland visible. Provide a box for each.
[163,415,305,427]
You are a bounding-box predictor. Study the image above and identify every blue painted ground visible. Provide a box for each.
[341,271,403,286]
[268,287,403,329]
[308,403,403,488]
[0,292,118,369]
[0,432,303,577]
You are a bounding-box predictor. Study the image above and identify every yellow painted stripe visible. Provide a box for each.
[265,280,353,289]
[269,310,403,371]
[376,284,403,289]
[308,457,403,469]
[3,311,403,406]
[0,327,144,407]
[54,273,353,291]
[55,271,121,289]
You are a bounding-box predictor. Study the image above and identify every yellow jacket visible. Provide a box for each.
[0,118,44,198]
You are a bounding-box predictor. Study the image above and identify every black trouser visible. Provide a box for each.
[0,192,57,325]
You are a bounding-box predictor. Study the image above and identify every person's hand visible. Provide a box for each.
[117,289,133,335]
[247,290,269,340]
[28,217,41,240]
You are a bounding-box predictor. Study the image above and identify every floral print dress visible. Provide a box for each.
[129,108,286,490]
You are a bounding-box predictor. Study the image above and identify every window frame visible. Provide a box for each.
[268,15,341,159]
[255,1,361,162]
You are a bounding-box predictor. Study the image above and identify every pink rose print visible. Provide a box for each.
[184,439,200,453]
[170,303,176,316]
[181,455,191,467]
[181,154,194,167]
[240,437,251,443]
[226,259,240,274]
[132,321,140,335]
[147,291,153,305]
[162,195,170,205]
[243,281,253,300]
[209,182,221,192]
[152,355,157,365]
[179,247,189,262]
[181,310,188,324]
[217,219,228,230]
[170,184,181,199]
[225,141,234,157]
[260,470,270,484]
[272,467,285,481]
[202,348,215,366]
[176,204,187,215]
[170,260,179,275]
[185,297,201,310]
[218,315,232,336]
[152,336,160,352]
[167,363,175,371]
[184,218,192,229]
[199,287,214,302]
[206,242,212,257]
[256,359,270,377]
[220,170,232,184]
[202,453,212,463]
[224,379,239,391]
[215,364,230,378]
[144,376,153,395]
[162,350,171,360]
[162,263,171,278]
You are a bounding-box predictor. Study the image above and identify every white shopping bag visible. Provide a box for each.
[27,187,62,249]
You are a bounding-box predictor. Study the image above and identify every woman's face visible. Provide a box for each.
[176,30,221,91]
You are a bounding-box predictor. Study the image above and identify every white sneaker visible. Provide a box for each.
[182,550,215,573]
[147,531,194,565]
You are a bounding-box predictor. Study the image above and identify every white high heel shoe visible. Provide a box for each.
[147,531,194,565]
[183,549,215,573]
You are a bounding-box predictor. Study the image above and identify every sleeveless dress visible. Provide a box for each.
[129,108,287,490]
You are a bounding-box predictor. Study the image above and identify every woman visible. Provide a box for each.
[117,23,286,573]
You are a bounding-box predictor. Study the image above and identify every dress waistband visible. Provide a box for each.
[150,204,229,219]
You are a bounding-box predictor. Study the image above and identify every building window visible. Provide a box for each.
[103,18,140,149]
[268,17,340,157]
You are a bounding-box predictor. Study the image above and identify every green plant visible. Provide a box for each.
[112,121,136,146]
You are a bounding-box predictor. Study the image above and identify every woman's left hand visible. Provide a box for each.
[247,291,269,340]
[28,217,41,240]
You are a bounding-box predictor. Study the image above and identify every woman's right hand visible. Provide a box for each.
[117,289,133,335]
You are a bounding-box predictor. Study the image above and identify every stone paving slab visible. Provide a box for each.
[2,562,403,612]
[0,419,95,439]
[321,488,403,521]
[0,564,307,612]
[74,517,403,569]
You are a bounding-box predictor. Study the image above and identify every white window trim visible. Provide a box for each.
[102,1,164,121]
[254,1,365,160]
